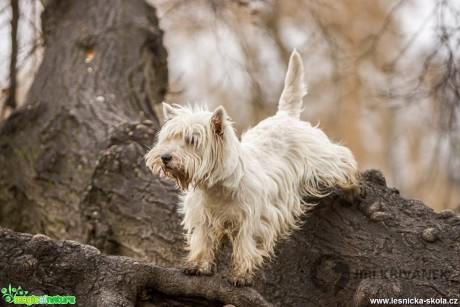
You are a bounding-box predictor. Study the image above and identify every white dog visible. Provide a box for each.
[145,50,360,286]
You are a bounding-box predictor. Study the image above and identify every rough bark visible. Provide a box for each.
[0,228,270,307]
[254,170,460,306]
[0,0,459,306]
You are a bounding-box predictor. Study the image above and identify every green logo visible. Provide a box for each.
[1,284,28,303]
[1,284,76,305]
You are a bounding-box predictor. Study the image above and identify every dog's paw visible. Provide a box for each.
[181,264,214,276]
[228,274,253,287]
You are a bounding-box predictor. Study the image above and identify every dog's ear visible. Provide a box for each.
[163,102,178,121]
[211,106,226,135]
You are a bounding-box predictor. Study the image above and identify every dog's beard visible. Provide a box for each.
[161,164,190,190]
[146,151,194,190]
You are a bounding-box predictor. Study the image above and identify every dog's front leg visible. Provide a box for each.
[229,226,263,286]
[182,223,220,276]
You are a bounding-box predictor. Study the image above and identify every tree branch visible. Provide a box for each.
[0,227,271,307]
[6,0,19,110]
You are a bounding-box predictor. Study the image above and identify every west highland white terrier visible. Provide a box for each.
[145,50,360,286]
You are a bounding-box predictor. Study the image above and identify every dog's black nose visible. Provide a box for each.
[161,154,172,165]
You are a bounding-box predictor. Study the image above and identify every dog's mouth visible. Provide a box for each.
[161,165,190,190]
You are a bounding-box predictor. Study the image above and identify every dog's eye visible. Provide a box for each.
[186,136,195,146]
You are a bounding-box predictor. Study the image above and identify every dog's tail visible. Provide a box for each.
[277,49,307,118]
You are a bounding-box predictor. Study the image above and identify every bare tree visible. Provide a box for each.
[0,0,19,118]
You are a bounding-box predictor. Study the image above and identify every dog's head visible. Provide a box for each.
[145,103,239,190]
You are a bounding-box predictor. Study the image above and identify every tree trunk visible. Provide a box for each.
[0,0,181,267]
[0,1,459,306]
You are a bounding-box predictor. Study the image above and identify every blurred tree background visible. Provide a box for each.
[0,0,459,212]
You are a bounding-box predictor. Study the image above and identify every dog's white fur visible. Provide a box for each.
[145,50,360,286]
